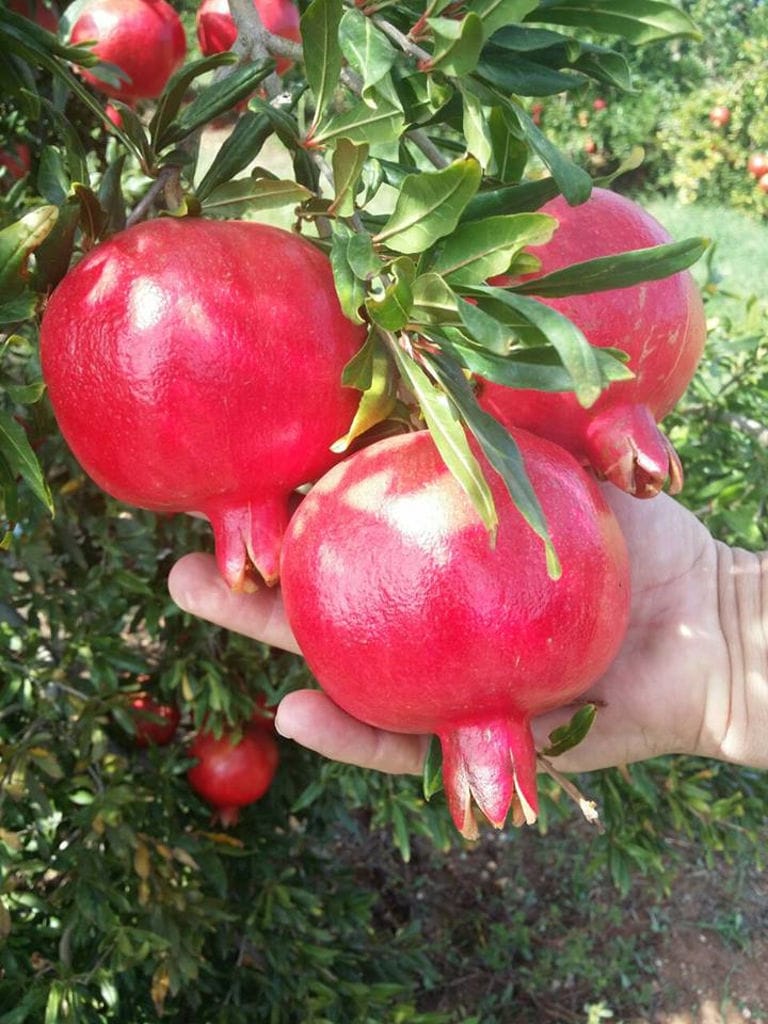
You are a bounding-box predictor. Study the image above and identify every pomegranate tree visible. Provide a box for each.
[280,429,630,838]
[187,723,279,826]
[69,0,186,103]
[477,188,706,497]
[39,217,365,589]
[196,0,300,75]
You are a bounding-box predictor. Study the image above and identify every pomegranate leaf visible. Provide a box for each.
[0,206,58,304]
[430,212,556,285]
[311,95,406,148]
[460,85,494,170]
[329,139,369,217]
[428,13,485,77]
[469,0,538,39]
[0,410,53,513]
[200,176,312,219]
[477,47,586,96]
[461,177,561,222]
[424,350,560,578]
[422,737,444,801]
[375,158,483,255]
[365,257,416,332]
[149,52,237,151]
[391,345,498,536]
[509,237,710,298]
[542,703,598,758]
[332,335,397,453]
[338,9,397,99]
[195,112,274,203]
[330,225,381,324]
[526,1,702,46]
[303,0,344,135]
[486,106,529,184]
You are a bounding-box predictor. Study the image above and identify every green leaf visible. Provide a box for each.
[332,333,397,453]
[338,8,398,98]
[422,736,444,800]
[430,212,556,285]
[365,257,416,332]
[477,48,586,95]
[487,106,528,183]
[303,0,344,133]
[311,94,405,147]
[467,0,538,39]
[330,224,381,323]
[461,177,561,222]
[33,197,81,293]
[423,351,560,577]
[0,409,53,513]
[527,0,702,45]
[195,111,274,202]
[149,52,237,150]
[411,272,461,326]
[156,60,277,149]
[329,139,369,216]
[543,703,598,757]
[391,345,498,536]
[460,85,493,170]
[427,13,485,77]
[468,285,603,406]
[510,236,710,297]
[0,293,38,326]
[200,175,312,218]
[0,206,58,303]
[375,158,483,255]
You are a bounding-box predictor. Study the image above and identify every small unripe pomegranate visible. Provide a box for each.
[280,429,630,838]
[39,217,365,589]
[70,0,186,103]
[479,188,706,498]
[196,0,300,75]
[187,724,279,826]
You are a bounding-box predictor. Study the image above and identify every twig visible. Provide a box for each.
[537,754,604,832]
[126,166,180,227]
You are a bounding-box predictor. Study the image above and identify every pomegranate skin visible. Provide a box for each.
[196,0,300,75]
[478,188,707,498]
[280,429,630,838]
[70,0,186,103]
[40,217,365,589]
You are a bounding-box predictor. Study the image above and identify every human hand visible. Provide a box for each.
[167,486,764,776]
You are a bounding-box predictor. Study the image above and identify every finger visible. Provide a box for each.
[168,552,301,654]
[276,690,428,776]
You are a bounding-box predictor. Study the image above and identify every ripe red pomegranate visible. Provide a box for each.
[196,0,300,75]
[478,188,706,497]
[8,0,59,32]
[280,429,630,838]
[708,105,731,128]
[127,693,181,746]
[39,217,365,589]
[758,173,768,195]
[187,723,279,825]
[70,0,186,103]
[747,152,768,179]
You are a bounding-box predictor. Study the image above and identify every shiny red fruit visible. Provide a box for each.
[196,0,300,75]
[708,105,731,128]
[128,694,181,746]
[747,152,768,179]
[70,0,186,103]
[187,724,279,826]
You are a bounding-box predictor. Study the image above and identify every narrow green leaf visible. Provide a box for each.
[0,409,53,513]
[510,236,710,297]
[543,703,598,757]
[200,175,312,217]
[487,106,528,183]
[0,294,38,325]
[467,0,538,38]
[195,111,274,201]
[312,94,405,147]
[375,158,483,254]
[411,272,460,326]
[332,333,397,452]
[330,225,381,323]
[477,49,586,95]
[431,212,556,285]
[427,13,485,77]
[33,198,81,293]
[0,206,58,302]
[424,351,560,578]
[422,736,444,800]
[365,257,415,332]
[303,0,344,133]
[527,0,702,45]
[329,139,369,216]
[461,177,561,222]
[391,345,498,535]
[149,52,236,150]
[460,85,493,170]
[338,8,397,98]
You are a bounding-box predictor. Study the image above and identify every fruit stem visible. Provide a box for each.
[439,716,538,840]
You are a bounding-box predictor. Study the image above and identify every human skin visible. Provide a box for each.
[167,486,768,776]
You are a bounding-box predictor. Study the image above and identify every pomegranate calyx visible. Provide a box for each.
[439,717,538,840]
[584,403,684,498]
[204,496,289,591]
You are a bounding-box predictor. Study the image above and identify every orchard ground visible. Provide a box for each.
[196,124,768,1024]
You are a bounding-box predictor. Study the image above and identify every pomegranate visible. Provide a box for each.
[0,141,31,185]
[8,0,59,32]
[187,723,279,825]
[280,428,630,838]
[70,0,186,103]
[127,693,181,746]
[478,188,706,497]
[195,0,300,75]
[39,217,364,589]
[747,152,768,179]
